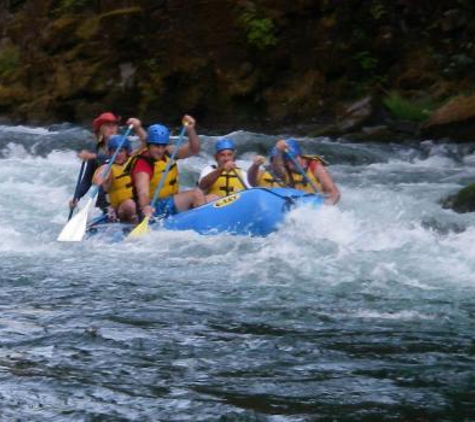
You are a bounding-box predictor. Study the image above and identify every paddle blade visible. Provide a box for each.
[128,216,150,239]
[57,198,93,242]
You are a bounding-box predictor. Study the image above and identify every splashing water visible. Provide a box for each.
[1,124,475,420]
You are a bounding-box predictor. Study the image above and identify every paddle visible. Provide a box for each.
[231,167,248,190]
[67,161,86,221]
[231,164,300,208]
[128,124,188,238]
[284,149,320,193]
[57,124,134,242]
[263,164,286,187]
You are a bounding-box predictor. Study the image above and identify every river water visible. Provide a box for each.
[0,124,474,421]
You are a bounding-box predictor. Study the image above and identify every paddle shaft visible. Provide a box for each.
[88,124,134,200]
[263,164,286,187]
[128,125,188,238]
[150,125,187,208]
[231,167,248,190]
[68,161,86,221]
[56,124,134,242]
[284,151,320,193]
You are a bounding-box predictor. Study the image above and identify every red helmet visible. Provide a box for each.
[92,112,120,133]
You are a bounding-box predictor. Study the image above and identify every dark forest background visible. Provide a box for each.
[1,0,475,139]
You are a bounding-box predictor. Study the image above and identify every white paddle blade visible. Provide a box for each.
[57,198,93,242]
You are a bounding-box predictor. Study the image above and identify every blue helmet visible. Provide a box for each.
[269,146,279,161]
[284,138,301,159]
[215,138,236,153]
[148,124,170,145]
[108,135,131,153]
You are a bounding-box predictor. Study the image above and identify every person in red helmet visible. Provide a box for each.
[69,112,146,212]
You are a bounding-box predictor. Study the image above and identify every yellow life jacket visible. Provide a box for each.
[207,166,246,197]
[107,162,134,208]
[257,170,283,188]
[285,155,325,193]
[126,151,179,199]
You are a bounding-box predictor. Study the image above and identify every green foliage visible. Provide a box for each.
[143,58,160,72]
[369,2,386,20]
[0,46,20,78]
[55,0,95,13]
[383,91,434,121]
[239,5,277,50]
[353,51,378,71]
[352,28,367,41]
[76,16,100,39]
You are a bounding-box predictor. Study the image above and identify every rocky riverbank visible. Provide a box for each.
[1,1,475,141]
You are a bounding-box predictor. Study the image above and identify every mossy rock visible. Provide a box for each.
[0,44,20,79]
[422,93,475,140]
[0,83,29,106]
[426,93,475,126]
[17,94,55,123]
[76,16,100,40]
[263,70,325,121]
[76,7,143,41]
[220,63,259,97]
[43,15,79,51]
[53,59,104,98]
[442,183,475,213]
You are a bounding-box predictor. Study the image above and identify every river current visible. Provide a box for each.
[0,124,474,421]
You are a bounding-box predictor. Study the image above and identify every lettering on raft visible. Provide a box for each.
[213,193,240,208]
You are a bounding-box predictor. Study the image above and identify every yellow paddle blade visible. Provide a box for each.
[128,216,150,238]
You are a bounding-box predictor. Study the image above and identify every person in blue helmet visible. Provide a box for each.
[271,138,340,205]
[198,137,250,199]
[247,147,286,188]
[129,115,206,219]
[92,135,137,223]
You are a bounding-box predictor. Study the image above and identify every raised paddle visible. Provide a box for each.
[67,160,86,221]
[57,124,134,242]
[128,124,188,239]
[284,149,320,194]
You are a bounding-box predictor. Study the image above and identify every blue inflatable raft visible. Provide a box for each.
[85,187,324,241]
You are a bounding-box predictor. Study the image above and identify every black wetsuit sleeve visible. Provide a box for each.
[75,159,97,199]
[96,153,108,164]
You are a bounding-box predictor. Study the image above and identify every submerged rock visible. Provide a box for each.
[441,182,475,213]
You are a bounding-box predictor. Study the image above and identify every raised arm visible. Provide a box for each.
[126,117,147,150]
[92,164,112,191]
[247,155,266,187]
[270,140,288,180]
[176,115,200,159]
